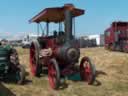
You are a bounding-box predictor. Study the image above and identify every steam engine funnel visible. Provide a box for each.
[65,9,73,41]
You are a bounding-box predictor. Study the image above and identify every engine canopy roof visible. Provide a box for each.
[29,4,85,23]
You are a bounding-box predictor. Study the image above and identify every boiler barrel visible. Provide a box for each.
[56,45,80,63]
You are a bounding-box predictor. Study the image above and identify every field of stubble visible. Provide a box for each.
[0,47,128,96]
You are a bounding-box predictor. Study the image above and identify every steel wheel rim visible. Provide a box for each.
[80,58,93,83]
[48,63,57,89]
[30,44,36,75]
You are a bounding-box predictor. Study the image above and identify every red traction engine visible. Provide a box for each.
[29,4,96,89]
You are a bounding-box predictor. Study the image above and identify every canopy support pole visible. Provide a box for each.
[59,22,62,32]
[37,23,40,36]
[46,22,49,36]
[39,23,44,36]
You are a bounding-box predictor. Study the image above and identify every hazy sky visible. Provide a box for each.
[0,0,128,39]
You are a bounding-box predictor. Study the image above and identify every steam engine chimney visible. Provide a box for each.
[64,4,74,41]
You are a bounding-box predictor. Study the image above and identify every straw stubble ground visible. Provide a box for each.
[1,47,128,96]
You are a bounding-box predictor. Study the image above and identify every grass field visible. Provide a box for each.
[0,47,128,96]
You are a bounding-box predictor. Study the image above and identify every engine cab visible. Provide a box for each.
[30,4,84,64]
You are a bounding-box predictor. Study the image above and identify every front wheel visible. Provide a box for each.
[16,65,26,84]
[48,59,60,89]
[30,40,42,77]
[80,56,96,84]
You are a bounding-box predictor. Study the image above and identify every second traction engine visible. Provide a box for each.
[105,21,128,52]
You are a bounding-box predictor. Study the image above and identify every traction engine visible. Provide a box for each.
[29,4,96,89]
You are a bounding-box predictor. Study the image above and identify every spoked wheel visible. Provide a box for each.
[30,40,42,77]
[10,49,26,84]
[48,59,60,89]
[16,65,26,84]
[80,56,96,84]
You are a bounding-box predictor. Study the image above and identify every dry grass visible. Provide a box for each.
[1,47,128,96]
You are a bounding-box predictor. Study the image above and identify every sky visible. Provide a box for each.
[0,0,128,39]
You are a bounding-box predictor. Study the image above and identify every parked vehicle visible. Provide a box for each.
[22,34,39,48]
[29,4,96,89]
[0,42,26,84]
[104,21,128,52]
[9,40,22,47]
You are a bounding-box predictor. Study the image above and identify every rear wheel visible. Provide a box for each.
[30,40,42,77]
[48,59,60,89]
[80,56,96,84]
[16,65,26,84]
